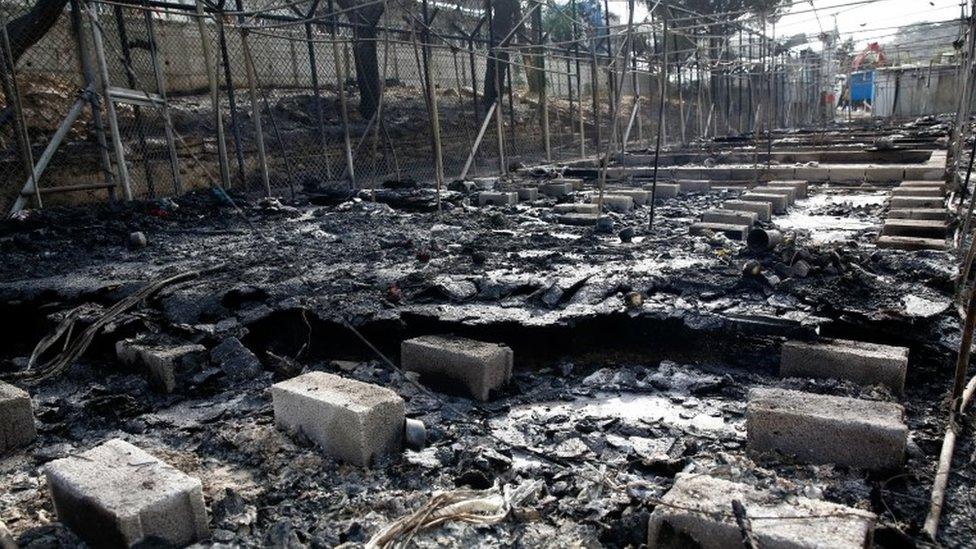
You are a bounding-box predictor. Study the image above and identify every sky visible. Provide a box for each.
[606,0,966,52]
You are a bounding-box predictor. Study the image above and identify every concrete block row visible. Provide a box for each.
[588,194,635,213]
[881,219,949,239]
[877,235,949,251]
[747,387,907,470]
[648,473,876,549]
[553,203,599,214]
[739,192,789,214]
[701,209,758,227]
[477,191,518,207]
[723,200,772,221]
[689,222,750,241]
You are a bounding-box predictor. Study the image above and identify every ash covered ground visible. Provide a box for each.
[0,177,973,547]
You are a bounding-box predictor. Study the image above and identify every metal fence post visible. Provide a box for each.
[195,0,230,188]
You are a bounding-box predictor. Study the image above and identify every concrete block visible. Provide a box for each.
[44,439,209,547]
[903,166,943,180]
[689,222,750,241]
[553,203,599,214]
[882,219,949,239]
[116,338,207,393]
[272,372,405,466]
[478,191,518,207]
[767,179,808,198]
[643,183,679,199]
[589,194,634,213]
[701,209,758,226]
[794,166,828,181]
[540,181,574,197]
[760,166,796,180]
[889,196,945,209]
[1,381,35,453]
[555,177,585,191]
[517,187,539,201]
[470,177,497,190]
[887,208,949,221]
[558,213,603,226]
[757,186,796,204]
[747,387,907,470]
[865,166,905,182]
[740,192,788,214]
[891,187,944,197]
[677,179,711,193]
[723,200,772,221]
[899,180,947,189]
[781,339,908,393]
[672,168,703,180]
[877,235,948,251]
[608,189,651,205]
[401,335,513,401]
[647,473,875,549]
[828,166,866,182]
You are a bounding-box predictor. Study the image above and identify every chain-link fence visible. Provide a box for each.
[0,0,835,215]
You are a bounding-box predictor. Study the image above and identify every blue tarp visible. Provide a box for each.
[851,71,874,103]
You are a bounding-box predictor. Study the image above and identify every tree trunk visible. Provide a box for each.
[5,0,69,65]
[483,0,519,108]
[337,0,384,118]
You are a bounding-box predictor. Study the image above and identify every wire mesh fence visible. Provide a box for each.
[0,0,877,216]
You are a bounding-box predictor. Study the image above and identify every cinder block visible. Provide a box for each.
[882,219,949,239]
[723,200,772,221]
[781,339,908,393]
[116,338,207,393]
[865,166,905,182]
[891,187,943,197]
[557,177,585,191]
[589,194,634,213]
[877,235,948,251]
[690,222,750,241]
[608,189,651,205]
[740,192,788,214]
[517,187,539,201]
[828,166,866,182]
[903,166,943,180]
[887,208,949,221]
[401,335,513,401]
[540,181,574,197]
[643,183,679,199]
[701,209,758,226]
[44,439,209,547]
[889,196,944,209]
[747,387,907,470]
[677,179,711,193]
[647,473,875,549]
[757,186,796,204]
[477,191,517,207]
[761,166,796,180]
[272,372,404,466]
[553,203,599,214]
[1,381,35,453]
[899,180,947,189]
[767,179,808,198]
[794,166,828,181]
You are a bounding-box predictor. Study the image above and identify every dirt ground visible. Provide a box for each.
[0,172,973,547]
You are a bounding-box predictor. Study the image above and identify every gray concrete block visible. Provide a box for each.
[517,187,539,201]
[887,208,949,221]
[701,209,758,227]
[891,187,943,197]
[478,191,518,207]
[828,166,866,182]
[608,189,651,205]
[540,181,574,197]
[767,179,808,198]
[723,200,772,221]
[272,372,405,466]
[44,439,208,547]
[794,166,828,181]
[690,222,750,241]
[677,179,711,193]
[401,335,513,401]
[647,473,875,549]
[903,166,943,180]
[642,183,679,199]
[781,339,908,393]
[116,338,207,393]
[889,196,945,209]
[0,381,35,453]
[557,213,603,226]
[899,180,947,190]
[553,203,599,214]
[757,185,796,204]
[589,194,634,213]
[747,387,907,470]
[865,166,905,182]
[740,192,788,214]
[882,219,949,239]
[876,235,948,251]
[557,177,586,191]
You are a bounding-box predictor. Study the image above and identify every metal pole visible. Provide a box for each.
[0,23,38,208]
[196,0,230,187]
[649,14,667,228]
[87,1,134,201]
[532,0,549,161]
[327,0,356,186]
[113,4,155,196]
[143,4,182,195]
[420,0,443,213]
[217,14,246,187]
[460,101,497,180]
